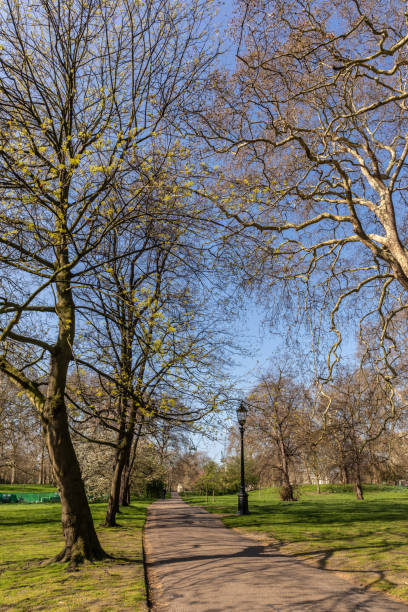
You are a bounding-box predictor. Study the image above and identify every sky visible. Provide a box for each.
[193,301,312,462]
[185,0,364,462]
[193,310,359,461]
[193,307,280,461]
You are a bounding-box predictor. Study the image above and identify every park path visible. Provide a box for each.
[144,494,408,612]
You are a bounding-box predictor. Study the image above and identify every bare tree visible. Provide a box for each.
[246,373,310,501]
[191,0,408,386]
[321,367,401,499]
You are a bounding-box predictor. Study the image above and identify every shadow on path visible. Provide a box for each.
[144,496,408,612]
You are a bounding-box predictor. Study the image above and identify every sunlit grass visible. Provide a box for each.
[182,484,408,603]
[0,493,151,611]
[0,483,57,494]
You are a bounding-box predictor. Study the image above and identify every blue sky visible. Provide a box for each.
[193,301,310,461]
[190,0,365,462]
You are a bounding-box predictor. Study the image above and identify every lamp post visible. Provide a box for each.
[237,401,249,515]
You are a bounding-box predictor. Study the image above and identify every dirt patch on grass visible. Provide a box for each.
[230,527,281,548]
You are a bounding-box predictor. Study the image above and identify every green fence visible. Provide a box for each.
[0,492,60,504]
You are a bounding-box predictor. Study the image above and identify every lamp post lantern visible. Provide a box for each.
[236,401,249,515]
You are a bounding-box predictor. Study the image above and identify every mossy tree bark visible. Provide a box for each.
[45,258,106,564]
[44,403,106,564]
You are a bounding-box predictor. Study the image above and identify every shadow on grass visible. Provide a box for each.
[289,544,402,595]
[291,539,407,569]
[0,517,62,526]
[111,555,143,564]
[219,500,408,528]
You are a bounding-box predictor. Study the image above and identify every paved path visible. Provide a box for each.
[144,495,408,612]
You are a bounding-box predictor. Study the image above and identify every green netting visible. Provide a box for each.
[0,492,60,504]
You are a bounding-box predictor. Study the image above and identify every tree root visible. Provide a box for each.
[46,539,109,570]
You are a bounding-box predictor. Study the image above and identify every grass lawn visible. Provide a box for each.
[182,484,408,603]
[0,491,151,611]
[0,484,58,494]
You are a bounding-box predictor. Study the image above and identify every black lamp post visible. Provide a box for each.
[237,401,249,515]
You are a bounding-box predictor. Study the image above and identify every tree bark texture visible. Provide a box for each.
[105,444,129,527]
[354,460,364,500]
[43,365,106,565]
[119,458,131,507]
[43,258,106,564]
[278,435,295,501]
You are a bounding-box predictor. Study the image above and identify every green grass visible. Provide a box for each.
[0,490,152,611]
[182,484,408,603]
[0,483,58,493]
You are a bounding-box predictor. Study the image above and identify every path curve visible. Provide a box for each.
[144,495,408,611]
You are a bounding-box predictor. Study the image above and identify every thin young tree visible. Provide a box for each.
[69,203,230,525]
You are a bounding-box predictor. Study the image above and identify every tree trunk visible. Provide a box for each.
[278,436,295,501]
[313,451,321,494]
[354,461,364,500]
[119,422,142,507]
[104,398,140,525]
[119,461,131,507]
[105,445,128,527]
[43,399,106,566]
[38,435,45,485]
[43,256,106,565]
[282,469,294,501]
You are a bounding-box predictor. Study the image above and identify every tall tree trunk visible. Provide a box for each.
[104,311,139,525]
[44,256,105,565]
[119,421,143,506]
[10,452,15,484]
[43,378,106,565]
[313,454,321,494]
[38,433,45,485]
[119,460,131,507]
[104,395,136,526]
[104,339,146,526]
[105,445,129,527]
[278,436,294,501]
[354,459,364,500]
